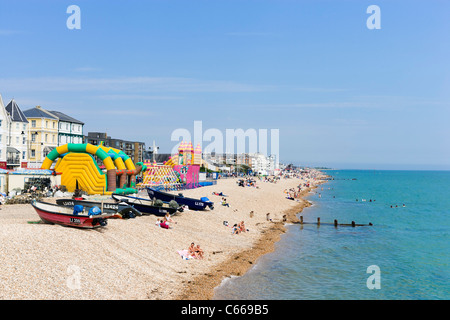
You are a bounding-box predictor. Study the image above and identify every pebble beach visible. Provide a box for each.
[0,171,326,300]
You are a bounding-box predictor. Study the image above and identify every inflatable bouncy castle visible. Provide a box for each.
[140,141,202,189]
[41,143,146,195]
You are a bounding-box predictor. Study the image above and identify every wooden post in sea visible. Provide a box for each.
[300,216,303,224]
[317,217,320,226]
[334,219,338,227]
[351,221,356,227]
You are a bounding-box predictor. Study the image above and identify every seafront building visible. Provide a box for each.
[22,106,85,168]
[84,132,146,165]
[5,99,29,169]
[0,96,151,194]
[248,152,276,175]
[47,110,84,146]
[0,95,10,169]
[0,96,30,169]
[202,152,278,175]
[23,106,59,168]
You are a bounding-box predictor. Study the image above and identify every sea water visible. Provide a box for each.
[213,170,450,300]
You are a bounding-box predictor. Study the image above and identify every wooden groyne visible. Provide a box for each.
[297,216,373,227]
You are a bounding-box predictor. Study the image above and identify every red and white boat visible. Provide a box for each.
[31,200,119,229]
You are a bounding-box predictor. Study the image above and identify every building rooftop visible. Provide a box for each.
[23,106,58,120]
[48,110,84,125]
[5,99,29,123]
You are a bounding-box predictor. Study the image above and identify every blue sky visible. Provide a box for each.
[0,0,449,169]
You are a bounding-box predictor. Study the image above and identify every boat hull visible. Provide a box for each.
[111,194,178,216]
[56,199,141,219]
[31,201,113,228]
[146,187,214,211]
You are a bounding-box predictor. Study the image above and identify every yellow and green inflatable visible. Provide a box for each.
[41,143,147,195]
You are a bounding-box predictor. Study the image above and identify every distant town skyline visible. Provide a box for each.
[1,1,449,170]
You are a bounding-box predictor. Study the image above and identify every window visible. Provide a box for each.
[46,121,48,128]
[45,134,48,142]
[53,122,55,128]
[31,149,35,157]
[16,136,19,144]
[23,137,26,144]
[16,123,19,130]
[0,120,2,127]
[22,151,26,160]
[23,124,26,131]
[31,134,37,142]
[32,120,36,127]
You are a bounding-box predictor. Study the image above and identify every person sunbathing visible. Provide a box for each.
[238,221,247,232]
[159,220,170,229]
[188,243,196,257]
[195,245,204,259]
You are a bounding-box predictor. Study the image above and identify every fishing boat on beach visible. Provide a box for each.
[56,198,141,219]
[111,193,181,216]
[146,187,214,211]
[31,200,119,228]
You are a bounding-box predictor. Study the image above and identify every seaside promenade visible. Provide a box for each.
[0,170,326,300]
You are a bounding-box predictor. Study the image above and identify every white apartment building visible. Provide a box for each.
[0,96,29,169]
[249,152,276,176]
[5,99,29,168]
[0,95,8,169]
[48,110,84,145]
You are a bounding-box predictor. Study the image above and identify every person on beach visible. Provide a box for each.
[164,212,176,224]
[221,197,230,207]
[156,218,170,229]
[194,245,204,259]
[188,243,196,257]
[239,221,247,232]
